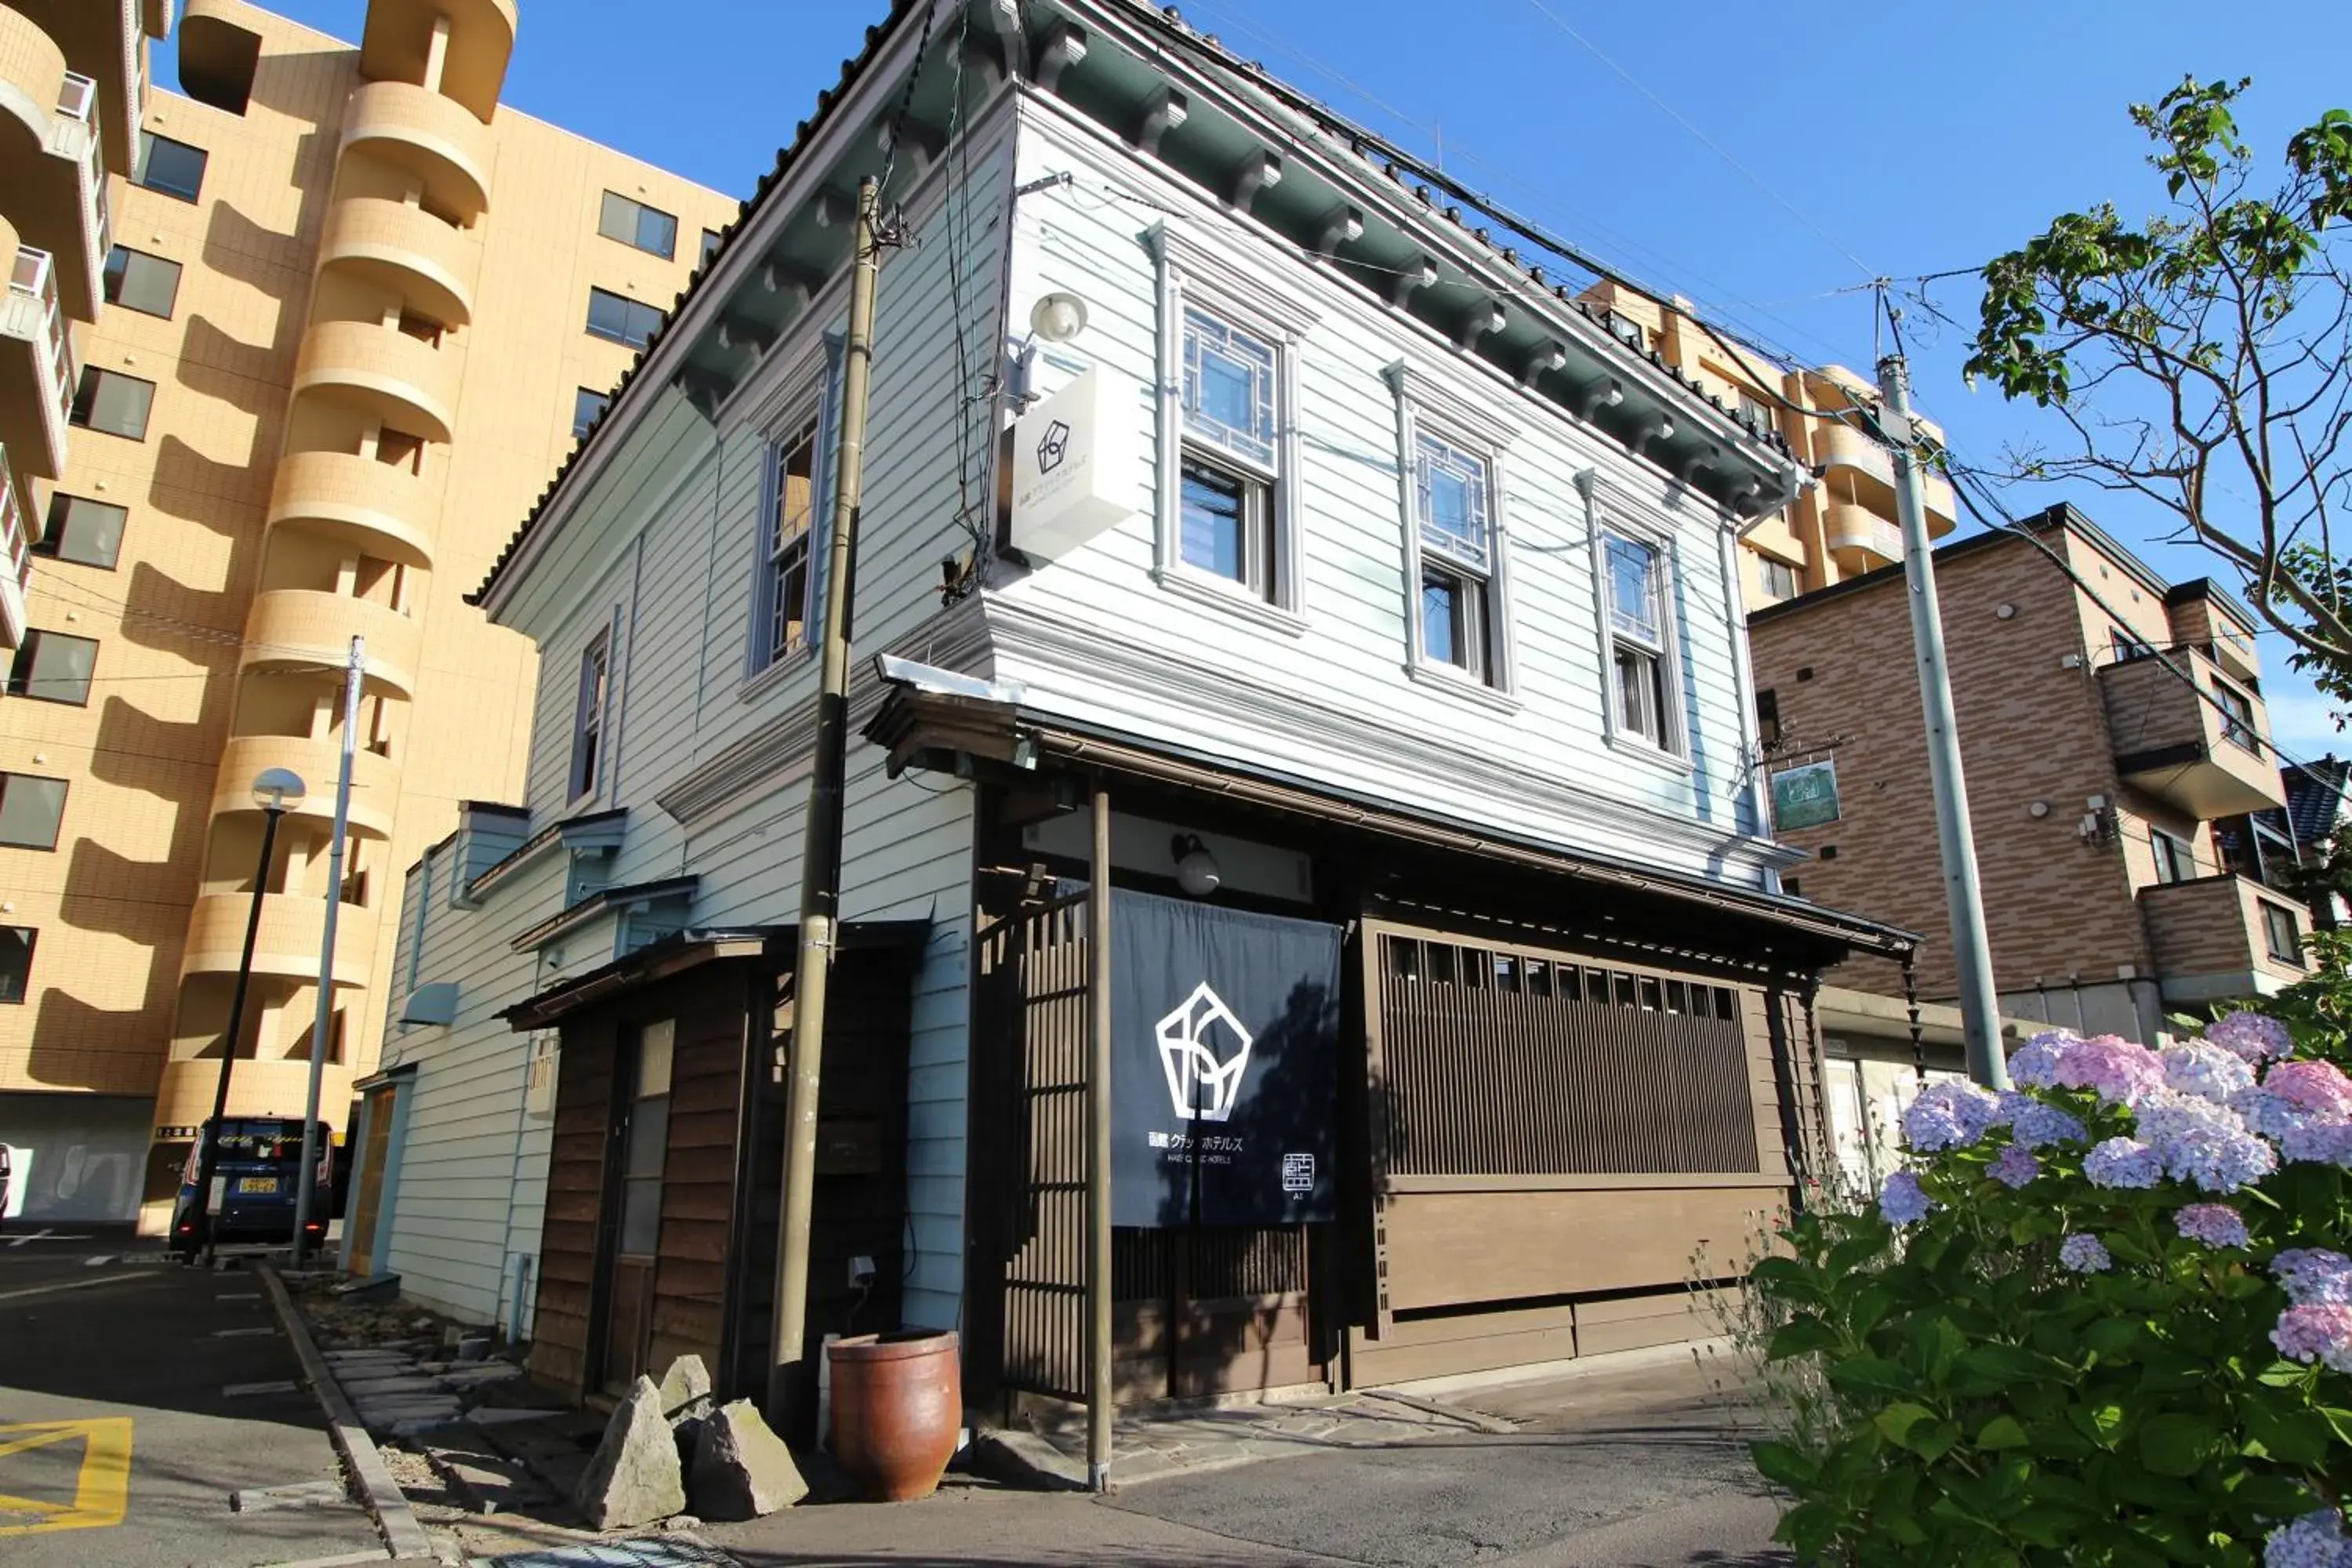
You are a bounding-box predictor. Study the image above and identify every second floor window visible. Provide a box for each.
[756,416,822,670]
[598,192,679,260]
[1178,308,1281,600]
[1605,532,1678,751]
[135,132,208,201]
[2212,679,2259,753]
[71,368,156,441]
[1414,431,1501,684]
[586,287,663,349]
[568,632,608,801]
[2266,901,2305,966]
[2151,826,2195,884]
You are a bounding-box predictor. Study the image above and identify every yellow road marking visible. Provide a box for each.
[0,1418,132,1536]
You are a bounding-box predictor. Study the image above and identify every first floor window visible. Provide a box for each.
[9,630,98,704]
[35,494,127,569]
[0,927,31,1004]
[2265,902,2304,966]
[2151,827,2195,885]
[1604,532,1675,749]
[71,368,156,440]
[0,772,67,850]
[568,633,608,801]
[619,1021,674,1255]
[1178,456,1271,591]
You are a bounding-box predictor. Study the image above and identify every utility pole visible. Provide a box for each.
[770,175,884,1425]
[1879,354,2008,1091]
[295,637,363,1266]
[1086,786,1113,1492]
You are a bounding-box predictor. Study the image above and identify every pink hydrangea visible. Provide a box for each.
[2160,1041,2257,1104]
[2174,1203,2251,1248]
[2272,1304,2352,1372]
[2263,1060,2352,1120]
[2053,1035,2166,1106]
[2007,1030,2078,1090]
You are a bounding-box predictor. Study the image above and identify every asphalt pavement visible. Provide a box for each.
[0,1229,383,1568]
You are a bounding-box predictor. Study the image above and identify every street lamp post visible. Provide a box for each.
[191,767,305,1261]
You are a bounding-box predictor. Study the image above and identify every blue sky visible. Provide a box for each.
[169,2,2352,756]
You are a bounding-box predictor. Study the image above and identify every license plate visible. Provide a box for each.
[238,1177,278,1195]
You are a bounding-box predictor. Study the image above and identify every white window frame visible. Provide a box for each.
[1581,474,1690,764]
[1383,360,1519,708]
[743,333,846,692]
[567,629,610,805]
[2150,825,2195,885]
[1146,223,1314,634]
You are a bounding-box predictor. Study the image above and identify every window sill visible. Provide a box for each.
[1151,565,1308,638]
[1404,660,1522,715]
[1603,729,1697,777]
[737,648,813,704]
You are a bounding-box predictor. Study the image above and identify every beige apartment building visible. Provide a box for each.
[0,0,735,1227]
[1578,281,1959,608]
[1749,503,2303,1047]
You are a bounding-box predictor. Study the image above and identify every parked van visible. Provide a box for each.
[169,1119,332,1254]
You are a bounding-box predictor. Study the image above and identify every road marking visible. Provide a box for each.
[0,1231,89,1248]
[82,1255,113,1268]
[0,1272,157,1304]
[223,1380,299,1398]
[212,1325,278,1338]
[229,1479,346,1514]
[0,1418,132,1537]
[217,1290,262,1301]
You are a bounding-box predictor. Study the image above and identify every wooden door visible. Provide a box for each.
[598,1019,674,1396]
[343,1086,397,1276]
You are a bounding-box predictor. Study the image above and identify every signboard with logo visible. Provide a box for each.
[1110,892,1342,1228]
[1009,365,1144,562]
[1770,758,1841,833]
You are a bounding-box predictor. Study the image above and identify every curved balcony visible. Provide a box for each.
[268,449,437,571]
[1824,499,1904,568]
[1813,418,1958,536]
[241,588,422,697]
[153,1058,359,1132]
[319,194,479,327]
[360,0,516,125]
[293,319,459,444]
[0,11,68,151]
[180,891,378,987]
[212,733,401,840]
[340,79,492,224]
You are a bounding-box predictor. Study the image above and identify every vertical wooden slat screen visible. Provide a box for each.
[1373,928,1762,1177]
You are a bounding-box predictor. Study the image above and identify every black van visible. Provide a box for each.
[169,1118,332,1254]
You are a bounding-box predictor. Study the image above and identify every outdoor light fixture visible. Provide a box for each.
[1171,833,1221,898]
[251,766,306,813]
[1029,291,1090,344]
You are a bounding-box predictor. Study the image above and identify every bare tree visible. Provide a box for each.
[1967,78,2352,691]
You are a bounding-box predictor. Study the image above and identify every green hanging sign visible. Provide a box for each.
[1772,758,1842,833]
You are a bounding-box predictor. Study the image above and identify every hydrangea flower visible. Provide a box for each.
[2007,1030,2078,1090]
[2009,1101,2089,1150]
[2263,1060,2352,1120]
[2133,1091,2278,1193]
[2053,1035,2167,1106]
[1900,1080,2002,1152]
[2160,1040,2257,1104]
[2273,1249,2352,1307]
[2209,1009,2294,1067]
[2266,1508,2352,1568]
[1879,1169,1933,1226]
[2281,1120,2352,1166]
[1988,1145,2039,1189]
[2082,1136,2163,1189]
[2059,1233,2112,1274]
[2174,1203,2250,1248]
[2237,1087,2321,1143]
[2272,1304,2352,1372]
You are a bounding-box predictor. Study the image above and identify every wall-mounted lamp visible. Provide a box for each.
[1171,833,1221,898]
[1029,291,1090,344]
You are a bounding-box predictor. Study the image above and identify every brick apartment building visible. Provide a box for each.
[1750,502,2305,1047]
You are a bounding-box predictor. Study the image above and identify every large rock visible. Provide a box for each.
[657,1355,713,1419]
[689,1399,808,1521]
[574,1376,685,1530]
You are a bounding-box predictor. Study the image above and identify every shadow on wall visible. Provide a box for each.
[0,1094,153,1222]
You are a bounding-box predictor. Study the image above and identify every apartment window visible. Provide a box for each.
[0,927,31,1004]
[1604,532,1677,750]
[2111,630,2155,663]
[2265,902,2305,967]
[568,632,608,801]
[1606,311,1650,354]
[1756,554,1799,601]
[0,773,67,850]
[134,132,208,201]
[598,192,679,260]
[585,287,663,349]
[1737,387,1774,434]
[572,387,611,441]
[756,415,822,670]
[2212,680,2259,753]
[1178,307,1281,598]
[1412,431,1502,684]
[102,247,181,318]
[618,1020,675,1255]
[699,229,723,269]
[2151,826,2195,885]
[1756,688,1782,748]
[34,494,126,569]
[9,630,97,705]
[70,368,156,441]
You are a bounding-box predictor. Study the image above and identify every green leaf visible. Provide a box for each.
[2085,1317,2143,1359]
[2137,1412,2221,1476]
[1875,1401,1938,1448]
[1748,1440,1819,1490]
[1747,1254,1813,1293]
[2067,1400,2129,1449]
[1767,1313,1840,1359]
[1826,1356,1916,1397]
[2242,1402,2332,1465]
[1774,1501,1838,1560]
[1976,1414,2030,1450]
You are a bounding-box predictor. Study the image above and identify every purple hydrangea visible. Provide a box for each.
[2174,1203,2251,1248]
[2054,1036,2168,1106]
[2272,1304,2352,1372]
[2133,1091,2278,1193]
[2282,1119,2352,1166]
[2237,1087,2321,1143]
[1879,1169,1933,1226]
[2264,1060,2352,1120]
[2009,1101,2089,1150]
[1900,1080,2002,1152]
[2007,1030,2078,1090]
[2160,1040,2257,1104]
[2059,1233,2113,1274]
[2082,1136,2163,1189]
[1987,1144,2040,1189]
[2209,1009,2294,1067]
[2273,1249,2352,1306]
[2266,1508,2352,1568]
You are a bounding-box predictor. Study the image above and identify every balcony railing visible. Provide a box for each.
[8,247,74,425]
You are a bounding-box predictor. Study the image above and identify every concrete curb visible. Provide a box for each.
[964,1428,1091,1493]
[256,1261,436,1563]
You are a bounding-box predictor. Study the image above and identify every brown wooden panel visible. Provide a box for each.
[1382,1188,1779,1311]
[666,1108,739,1152]
[1347,1302,1581,1385]
[1573,1287,1736,1356]
[659,1185,735,1223]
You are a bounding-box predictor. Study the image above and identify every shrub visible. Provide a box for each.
[1748,948,2352,1566]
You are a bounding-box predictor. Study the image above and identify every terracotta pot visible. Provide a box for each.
[827,1329,962,1501]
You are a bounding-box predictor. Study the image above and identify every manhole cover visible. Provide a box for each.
[474,1540,742,1568]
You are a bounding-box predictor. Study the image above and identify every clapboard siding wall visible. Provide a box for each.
[985,98,1771,884]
